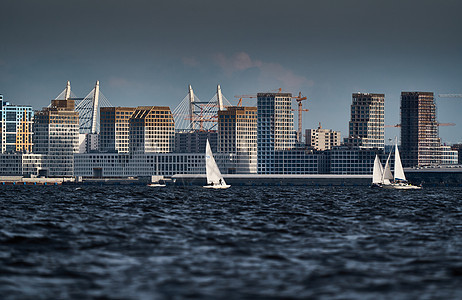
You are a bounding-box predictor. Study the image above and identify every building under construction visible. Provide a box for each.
[400,92,441,167]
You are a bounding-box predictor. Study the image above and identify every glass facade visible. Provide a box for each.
[0,95,34,153]
[257,93,295,174]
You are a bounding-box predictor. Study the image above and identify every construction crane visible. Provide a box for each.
[235,88,283,106]
[385,123,456,128]
[292,92,308,143]
[438,94,462,98]
[234,95,257,106]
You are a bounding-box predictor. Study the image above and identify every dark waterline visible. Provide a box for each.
[1,186,461,299]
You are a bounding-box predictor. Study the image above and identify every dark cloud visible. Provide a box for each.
[1,0,461,143]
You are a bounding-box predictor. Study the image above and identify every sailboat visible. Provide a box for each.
[375,139,422,190]
[147,180,166,187]
[203,139,230,189]
[371,154,384,188]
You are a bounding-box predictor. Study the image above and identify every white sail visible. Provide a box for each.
[382,150,393,185]
[205,139,226,186]
[394,141,406,181]
[372,155,384,184]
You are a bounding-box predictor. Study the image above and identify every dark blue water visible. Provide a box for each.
[1,186,462,299]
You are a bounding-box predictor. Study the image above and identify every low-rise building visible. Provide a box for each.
[329,147,386,175]
[305,123,340,151]
[74,152,236,177]
[441,145,458,165]
[0,153,44,176]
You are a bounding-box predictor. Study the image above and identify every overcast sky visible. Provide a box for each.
[1,0,461,144]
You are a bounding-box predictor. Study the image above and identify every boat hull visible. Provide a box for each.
[382,184,422,190]
[147,184,166,187]
[202,185,231,189]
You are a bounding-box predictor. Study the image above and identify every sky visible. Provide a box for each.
[1,0,462,144]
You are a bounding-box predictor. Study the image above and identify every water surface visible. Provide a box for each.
[1,186,461,299]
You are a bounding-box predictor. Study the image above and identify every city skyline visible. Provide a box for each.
[1,0,462,144]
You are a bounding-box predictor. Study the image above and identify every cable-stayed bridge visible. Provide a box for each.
[54,81,113,134]
[172,85,232,131]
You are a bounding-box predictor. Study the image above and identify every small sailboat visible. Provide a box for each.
[203,139,230,189]
[371,154,384,188]
[382,139,422,190]
[147,181,166,187]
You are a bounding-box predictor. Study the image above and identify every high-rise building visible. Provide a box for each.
[257,92,295,174]
[100,107,136,153]
[33,99,79,176]
[218,106,257,173]
[0,94,34,153]
[129,106,175,153]
[344,93,384,149]
[305,123,341,151]
[400,92,441,167]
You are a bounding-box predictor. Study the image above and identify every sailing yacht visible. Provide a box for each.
[374,139,422,190]
[371,154,384,188]
[203,139,231,189]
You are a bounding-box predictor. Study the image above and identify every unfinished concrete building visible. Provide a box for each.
[400,92,441,167]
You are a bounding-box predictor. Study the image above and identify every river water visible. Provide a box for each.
[1,185,461,299]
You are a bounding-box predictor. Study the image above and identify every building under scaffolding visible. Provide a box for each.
[401,91,441,167]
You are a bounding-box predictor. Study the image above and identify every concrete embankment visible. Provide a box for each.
[0,176,70,186]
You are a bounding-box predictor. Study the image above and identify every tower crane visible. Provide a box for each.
[234,95,257,106]
[291,92,308,143]
[438,94,462,98]
[234,88,282,106]
[385,123,455,128]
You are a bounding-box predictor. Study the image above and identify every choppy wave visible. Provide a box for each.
[0,186,461,299]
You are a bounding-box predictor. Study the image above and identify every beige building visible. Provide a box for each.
[33,99,79,176]
[305,123,341,151]
[129,106,175,153]
[100,107,136,153]
[344,93,384,149]
[218,106,257,173]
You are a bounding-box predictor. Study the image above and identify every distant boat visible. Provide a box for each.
[147,182,166,187]
[203,139,230,189]
[371,154,384,188]
[372,138,422,190]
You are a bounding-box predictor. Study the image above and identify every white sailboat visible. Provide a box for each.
[382,139,422,190]
[203,139,230,189]
[382,150,394,185]
[147,181,166,187]
[371,154,384,187]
